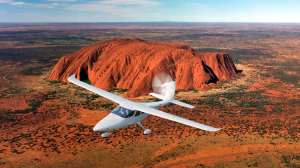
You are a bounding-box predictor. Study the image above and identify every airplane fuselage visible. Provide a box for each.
[67,74,221,137]
[93,101,170,132]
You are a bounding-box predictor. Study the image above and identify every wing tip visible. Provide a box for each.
[67,74,76,83]
[207,126,224,132]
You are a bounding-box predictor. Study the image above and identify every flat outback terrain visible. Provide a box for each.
[0,22,300,167]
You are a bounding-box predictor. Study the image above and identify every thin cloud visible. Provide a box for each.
[185,3,210,11]
[11,1,25,5]
[0,0,31,5]
[0,0,162,19]
[47,0,76,1]
[65,0,161,17]
[99,0,160,6]
[0,0,59,8]
[35,3,59,8]
[0,0,12,3]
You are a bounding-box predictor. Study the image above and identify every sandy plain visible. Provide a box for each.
[0,23,300,167]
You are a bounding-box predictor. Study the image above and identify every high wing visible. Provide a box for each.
[133,104,222,132]
[67,74,132,105]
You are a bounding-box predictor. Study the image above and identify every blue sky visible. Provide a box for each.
[0,0,299,22]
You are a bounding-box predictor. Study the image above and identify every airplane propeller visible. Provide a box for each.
[152,72,173,96]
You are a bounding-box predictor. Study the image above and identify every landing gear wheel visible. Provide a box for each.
[101,132,111,138]
[143,129,151,135]
[138,122,152,135]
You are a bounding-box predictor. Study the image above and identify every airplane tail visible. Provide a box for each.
[161,81,176,101]
[149,81,195,109]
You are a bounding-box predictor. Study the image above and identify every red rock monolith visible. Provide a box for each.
[48,38,238,97]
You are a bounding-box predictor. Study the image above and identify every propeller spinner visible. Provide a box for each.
[152,72,173,96]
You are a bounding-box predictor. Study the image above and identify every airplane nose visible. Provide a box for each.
[93,122,108,132]
[93,114,122,132]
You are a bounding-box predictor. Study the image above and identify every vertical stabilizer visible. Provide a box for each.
[162,81,176,101]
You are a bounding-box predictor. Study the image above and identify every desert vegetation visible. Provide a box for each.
[0,23,300,167]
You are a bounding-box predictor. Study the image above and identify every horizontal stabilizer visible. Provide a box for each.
[149,93,195,109]
[149,93,164,100]
[170,100,195,109]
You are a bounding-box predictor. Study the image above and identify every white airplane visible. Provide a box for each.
[67,73,222,138]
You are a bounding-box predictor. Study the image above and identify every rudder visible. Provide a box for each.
[162,81,176,101]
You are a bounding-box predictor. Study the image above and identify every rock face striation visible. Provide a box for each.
[48,38,238,97]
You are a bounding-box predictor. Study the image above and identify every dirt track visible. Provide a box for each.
[3,65,15,81]
[160,147,300,168]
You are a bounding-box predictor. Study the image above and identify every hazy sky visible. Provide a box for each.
[0,0,299,22]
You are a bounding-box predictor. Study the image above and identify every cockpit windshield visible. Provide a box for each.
[111,106,133,118]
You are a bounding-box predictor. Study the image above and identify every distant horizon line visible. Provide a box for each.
[0,21,300,24]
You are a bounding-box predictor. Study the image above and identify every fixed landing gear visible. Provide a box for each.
[138,122,151,135]
[101,132,111,138]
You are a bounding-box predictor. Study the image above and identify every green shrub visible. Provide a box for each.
[82,79,91,85]
[28,100,42,108]
[20,66,43,76]
[49,81,60,84]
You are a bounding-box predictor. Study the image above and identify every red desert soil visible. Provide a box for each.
[159,145,300,168]
[48,38,238,97]
[0,96,29,111]
[73,108,109,126]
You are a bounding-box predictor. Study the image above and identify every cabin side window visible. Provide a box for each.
[135,111,141,116]
[126,111,135,118]
[111,106,133,118]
